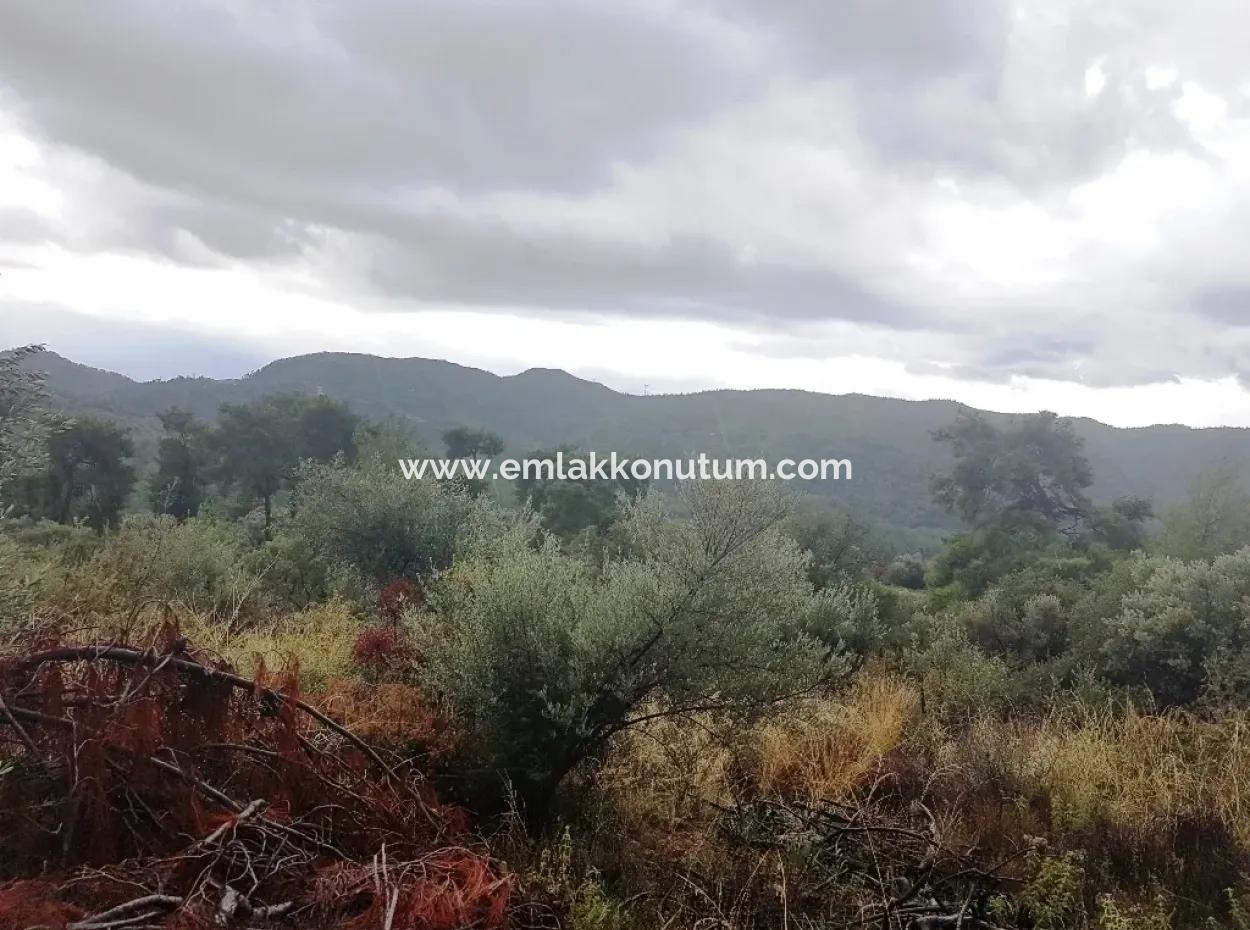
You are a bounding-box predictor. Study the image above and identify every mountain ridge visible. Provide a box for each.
[20,349,1250,534]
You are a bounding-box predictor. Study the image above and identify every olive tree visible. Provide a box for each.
[283,456,478,596]
[418,481,844,814]
[1090,549,1250,705]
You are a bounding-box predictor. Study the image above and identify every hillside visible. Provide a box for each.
[27,350,1250,534]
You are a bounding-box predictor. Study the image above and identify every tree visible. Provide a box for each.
[932,410,1093,537]
[293,395,361,464]
[442,426,504,460]
[418,481,841,815]
[15,418,136,532]
[515,446,646,538]
[0,345,54,502]
[927,411,1143,595]
[1087,496,1154,552]
[785,500,884,588]
[1157,466,1250,560]
[284,456,478,595]
[212,394,360,530]
[149,408,205,520]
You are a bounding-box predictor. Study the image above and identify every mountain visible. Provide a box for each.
[27,351,1250,536]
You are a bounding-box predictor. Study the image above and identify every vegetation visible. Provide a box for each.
[35,349,1250,540]
[5,362,1250,927]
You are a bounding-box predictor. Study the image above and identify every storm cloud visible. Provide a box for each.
[4,0,1250,396]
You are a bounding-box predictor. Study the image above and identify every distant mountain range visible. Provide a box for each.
[26,350,1250,536]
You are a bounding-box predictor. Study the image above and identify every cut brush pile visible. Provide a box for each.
[0,622,514,929]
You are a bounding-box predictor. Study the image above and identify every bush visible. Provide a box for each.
[800,581,882,657]
[1088,549,1250,705]
[883,552,927,589]
[418,482,843,814]
[903,614,1015,721]
[351,625,418,679]
[283,457,478,599]
[47,514,262,624]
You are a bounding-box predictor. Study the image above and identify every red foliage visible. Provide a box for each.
[351,626,418,677]
[0,879,84,929]
[377,577,423,624]
[0,624,528,929]
[315,849,512,930]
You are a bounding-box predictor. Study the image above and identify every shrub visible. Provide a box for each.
[418,482,842,815]
[58,514,262,623]
[352,625,418,678]
[903,614,1015,721]
[799,581,882,657]
[1089,549,1250,705]
[883,552,927,589]
[378,577,423,624]
[1019,852,1087,929]
[284,457,477,598]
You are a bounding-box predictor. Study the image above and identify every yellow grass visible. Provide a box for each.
[182,598,364,692]
[752,672,918,801]
[946,707,1250,847]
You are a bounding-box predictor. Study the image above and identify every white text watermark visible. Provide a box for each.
[398,451,851,482]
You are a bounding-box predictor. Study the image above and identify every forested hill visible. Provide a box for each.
[29,350,1250,533]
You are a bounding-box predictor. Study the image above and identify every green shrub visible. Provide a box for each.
[1020,852,1087,929]
[63,514,261,622]
[903,614,1015,721]
[1088,549,1250,705]
[418,482,841,814]
[283,457,477,599]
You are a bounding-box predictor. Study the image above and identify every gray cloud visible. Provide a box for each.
[1192,286,1250,325]
[3,0,1250,390]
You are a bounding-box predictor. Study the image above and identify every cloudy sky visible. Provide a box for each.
[3,1,1250,426]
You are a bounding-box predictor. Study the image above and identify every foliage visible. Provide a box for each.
[284,456,477,597]
[352,625,418,679]
[933,409,1093,536]
[61,513,262,621]
[212,393,359,528]
[515,446,647,538]
[903,615,1015,721]
[9,416,136,532]
[785,499,888,587]
[418,481,840,813]
[883,551,927,588]
[960,561,1094,666]
[0,345,53,502]
[442,425,504,460]
[0,534,46,636]
[378,577,424,623]
[1157,466,1250,560]
[799,581,882,657]
[1089,496,1154,552]
[1019,852,1086,929]
[1088,549,1250,706]
[148,407,206,519]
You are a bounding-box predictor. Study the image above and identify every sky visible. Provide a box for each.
[3,2,1250,427]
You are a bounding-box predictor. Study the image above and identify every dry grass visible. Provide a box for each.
[592,671,1250,921]
[182,598,365,691]
[939,706,1250,847]
[752,672,918,801]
